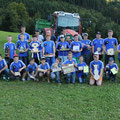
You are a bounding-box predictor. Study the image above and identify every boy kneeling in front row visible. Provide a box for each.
[10,54,26,81]
[89,52,104,86]
[77,56,88,84]
[0,53,9,81]
[51,58,61,84]
[105,57,118,82]
[62,52,77,84]
[27,58,38,81]
[36,58,50,83]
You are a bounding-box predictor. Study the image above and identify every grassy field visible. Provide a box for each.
[0,31,120,120]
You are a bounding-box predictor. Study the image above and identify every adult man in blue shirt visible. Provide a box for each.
[18,26,30,42]
[0,54,9,81]
[4,35,16,67]
[103,30,118,65]
[81,33,91,65]
[17,33,29,65]
[43,34,55,67]
[10,54,26,81]
[70,34,82,63]
[91,32,104,60]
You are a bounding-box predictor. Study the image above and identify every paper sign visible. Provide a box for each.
[111,67,118,75]
[62,64,75,74]
[83,66,89,73]
[52,68,61,72]
[38,68,46,72]
[15,72,21,76]
[73,45,79,51]
[78,66,83,70]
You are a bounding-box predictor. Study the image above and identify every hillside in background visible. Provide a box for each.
[0,0,120,40]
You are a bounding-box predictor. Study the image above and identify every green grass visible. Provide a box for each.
[0,31,120,120]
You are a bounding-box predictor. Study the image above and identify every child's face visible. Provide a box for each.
[67,53,73,59]
[61,37,65,42]
[46,36,51,41]
[0,56,2,61]
[20,35,24,40]
[33,37,37,42]
[109,61,114,65]
[41,60,45,65]
[56,59,60,64]
[14,57,19,62]
[74,36,78,41]
[8,37,12,42]
[30,60,34,65]
[79,57,83,63]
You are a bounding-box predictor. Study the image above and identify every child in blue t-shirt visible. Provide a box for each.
[56,35,69,63]
[27,58,38,81]
[77,56,88,83]
[43,34,55,67]
[0,54,9,81]
[62,52,77,84]
[117,44,120,66]
[17,33,29,65]
[10,54,26,81]
[37,58,50,83]
[51,58,61,84]
[105,57,118,82]
[70,34,82,63]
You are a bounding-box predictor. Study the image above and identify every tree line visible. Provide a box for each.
[0,0,120,40]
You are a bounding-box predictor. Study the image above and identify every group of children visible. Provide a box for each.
[0,26,119,86]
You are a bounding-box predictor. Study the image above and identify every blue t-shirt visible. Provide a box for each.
[104,37,118,52]
[0,59,7,70]
[17,40,29,57]
[39,62,50,70]
[51,63,61,69]
[18,33,30,41]
[56,41,69,56]
[117,44,120,59]
[90,60,104,75]
[70,41,82,57]
[43,40,55,55]
[77,62,87,77]
[81,39,91,54]
[29,41,42,58]
[10,60,25,72]
[4,42,16,59]
[63,58,77,65]
[91,38,104,53]
[106,63,118,70]
[27,63,38,73]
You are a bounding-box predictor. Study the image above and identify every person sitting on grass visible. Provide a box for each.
[10,54,26,82]
[0,54,9,81]
[37,58,50,83]
[89,52,104,86]
[27,58,38,81]
[70,34,83,63]
[62,51,77,84]
[51,58,61,84]
[77,55,88,84]
[105,57,118,82]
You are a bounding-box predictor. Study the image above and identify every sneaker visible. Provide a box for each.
[22,78,26,82]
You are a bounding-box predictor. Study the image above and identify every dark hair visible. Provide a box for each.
[30,58,35,61]
[0,53,2,57]
[108,30,113,33]
[67,51,72,55]
[56,57,61,62]
[74,34,78,37]
[21,26,26,28]
[32,34,37,38]
[79,55,83,59]
[8,35,12,37]
[20,33,24,36]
